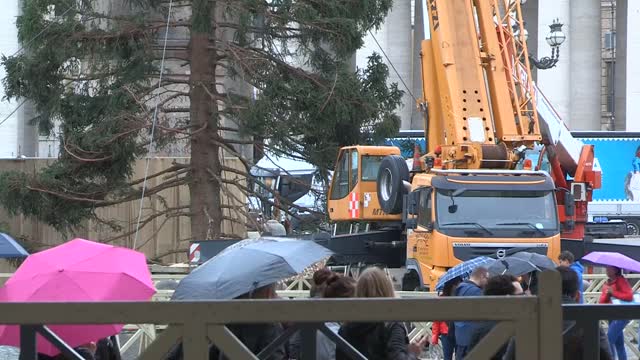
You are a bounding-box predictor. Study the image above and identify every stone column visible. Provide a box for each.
[410,0,425,130]
[616,0,640,131]
[521,0,538,81]
[357,0,412,130]
[536,0,571,127]
[569,0,601,131]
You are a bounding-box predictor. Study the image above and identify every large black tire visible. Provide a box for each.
[377,155,410,215]
[627,220,640,236]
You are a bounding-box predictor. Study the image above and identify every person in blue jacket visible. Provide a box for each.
[453,267,489,359]
[558,251,584,303]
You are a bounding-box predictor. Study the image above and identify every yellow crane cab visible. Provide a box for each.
[327,146,403,232]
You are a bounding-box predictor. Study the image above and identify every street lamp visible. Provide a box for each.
[530,18,566,69]
[514,26,529,43]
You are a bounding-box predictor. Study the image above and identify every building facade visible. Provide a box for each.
[0,0,40,158]
[359,0,639,132]
[3,0,640,161]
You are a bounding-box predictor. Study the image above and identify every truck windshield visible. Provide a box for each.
[435,189,559,237]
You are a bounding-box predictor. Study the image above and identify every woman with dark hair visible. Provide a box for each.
[600,266,633,360]
[337,267,427,360]
[285,268,336,358]
[316,274,356,360]
[310,268,334,298]
[431,277,462,360]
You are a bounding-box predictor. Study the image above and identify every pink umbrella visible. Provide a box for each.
[0,238,155,356]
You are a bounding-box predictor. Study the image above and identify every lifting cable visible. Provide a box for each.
[368,30,419,103]
[132,0,174,250]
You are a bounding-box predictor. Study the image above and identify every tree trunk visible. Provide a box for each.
[188,1,222,240]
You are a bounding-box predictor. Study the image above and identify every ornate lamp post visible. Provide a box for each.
[529,18,566,69]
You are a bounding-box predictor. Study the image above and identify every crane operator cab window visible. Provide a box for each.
[330,149,359,200]
[351,150,359,189]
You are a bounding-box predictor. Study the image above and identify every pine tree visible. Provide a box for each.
[0,0,403,251]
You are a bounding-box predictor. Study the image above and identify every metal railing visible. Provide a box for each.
[5,271,640,359]
[1,271,563,360]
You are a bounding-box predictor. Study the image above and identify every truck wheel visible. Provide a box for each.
[401,270,420,291]
[627,221,640,236]
[377,155,410,215]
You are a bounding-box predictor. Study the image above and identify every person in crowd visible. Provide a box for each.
[336,267,427,360]
[316,274,356,360]
[95,336,121,360]
[558,250,584,302]
[432,277,462,360]
[454,267,489,359]
[557,266,612,360]
[600,266,633,360]
[37,343,97,360]
[310,268,334,298]
[166,283,286,360]
[464,275,523,360]
[520,271,539,295]
[285,267,336,358]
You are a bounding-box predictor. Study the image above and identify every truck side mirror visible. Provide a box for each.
[403,192,419,229]
[407,191,419,215]
[564,191,575,217]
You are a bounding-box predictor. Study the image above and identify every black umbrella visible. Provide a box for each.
[511,251,557,271]
[172,237,332,300]
[487,257,540,277]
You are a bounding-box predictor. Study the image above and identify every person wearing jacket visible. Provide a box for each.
[453,267,489,359]
[165,284,286,360]
[336,267,427,360]
[285,268,336,358]
[316,274,356,360]
[431,322,450,360]
[556,266,612,360]
[600,266,633,360]
[466,275,523,360]
[558,251,584,303]
[95,336,121,360]
[432,277,462,360]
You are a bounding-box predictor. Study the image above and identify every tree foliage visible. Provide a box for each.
[0,0,403,251]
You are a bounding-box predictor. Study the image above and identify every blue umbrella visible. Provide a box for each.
[435,256,495,292]
[172,237,332,300]
[0,233,28,258]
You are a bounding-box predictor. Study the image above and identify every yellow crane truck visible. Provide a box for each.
[326,0,601,290]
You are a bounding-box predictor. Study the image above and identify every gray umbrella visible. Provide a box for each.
[487,257,541,277]
[172,237,332,300]
[511,251,557,271]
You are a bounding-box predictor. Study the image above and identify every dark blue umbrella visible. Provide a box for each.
[487,257,540,277]
[0,233,28,258]
[172,237,332,300]
[511,251,556,271]
[435,256,495,292]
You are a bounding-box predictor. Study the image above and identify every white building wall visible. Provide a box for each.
[624,0,640,131]
[536,0,572,127]
[0,0,20,158]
